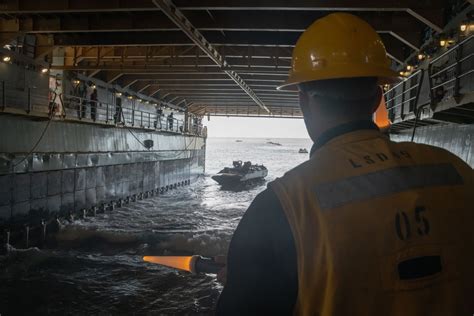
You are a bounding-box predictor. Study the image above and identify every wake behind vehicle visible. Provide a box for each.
[212,161,268,187]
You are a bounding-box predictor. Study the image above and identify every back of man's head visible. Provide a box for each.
[299,77,380,119]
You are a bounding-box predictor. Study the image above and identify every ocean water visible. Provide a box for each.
[0,137,312,315]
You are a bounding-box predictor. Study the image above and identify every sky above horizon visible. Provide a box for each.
[203,116,310,139]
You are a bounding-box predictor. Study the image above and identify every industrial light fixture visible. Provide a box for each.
[41,68,49,74]
[417,53,425,61]
[460,21,474,33]
[127,95,133,100]
[73,79,81,85]
[406,65,413,71]
[116,92,122,97]
[439,39,447,47]
[92,84,97,89]
[2,56,11,62]
[399,71,405,76]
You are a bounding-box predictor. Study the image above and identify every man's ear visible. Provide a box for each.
[371,87,383,113]
[299,90,310,116]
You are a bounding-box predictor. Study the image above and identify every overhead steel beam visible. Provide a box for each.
[15,11,420,37]
[51,32,412,64]
[386,53,403,65]
[149,88,162,97]
[0,0,441,13]
[406,9,443,33]
[135,82,153,93]
[175,0,446,32]
[186,95,253,100]
[75,57,291,68]
[63,45,293,61]
[151,83,239,88]
[187,104,302,117]
[106,72,124,84]
[165,90,296,97]
[381,31,420,51]
[165,88,244,93]
[189,101,298,106]
[1,0,445,33]
[50,65,289,76]
[168,90,247,94]
[174,0,439,11]
[115,73,285,82]
[123,79,139,89]
[152,0,269,113]
[116,73,230,81]
[87,69,102,78]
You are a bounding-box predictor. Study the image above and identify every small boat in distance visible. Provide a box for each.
[212,161,268,187]
[299,148,308,154]
[267,141,282,146]
[235,139,243,142]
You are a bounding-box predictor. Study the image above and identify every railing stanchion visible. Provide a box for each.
[27,87,32,113]
[1,81,5,111]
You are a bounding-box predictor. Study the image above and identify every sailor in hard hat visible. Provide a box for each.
[216,13,474,315]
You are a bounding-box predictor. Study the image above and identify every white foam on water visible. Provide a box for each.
[157,231,233,257]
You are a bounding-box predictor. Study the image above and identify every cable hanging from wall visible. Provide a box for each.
[9,94,64,170]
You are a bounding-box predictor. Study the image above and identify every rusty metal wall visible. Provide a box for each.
[0,116,206,224]
[391,123,474,167]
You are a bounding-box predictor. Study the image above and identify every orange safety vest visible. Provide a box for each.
[269,129,474,316]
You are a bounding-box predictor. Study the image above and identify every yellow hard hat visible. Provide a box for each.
[278,13,399,90]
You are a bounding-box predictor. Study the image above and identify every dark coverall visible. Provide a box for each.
[215,125,381,315]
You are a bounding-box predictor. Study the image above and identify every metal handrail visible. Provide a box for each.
[384,35,474,122]
[429,69,474,92]
[61,93,187,133]
[386,96,418,110]
[430,52,474,79]
[385,83,420,104]
[0,89,204,137]
[385,70,422,92]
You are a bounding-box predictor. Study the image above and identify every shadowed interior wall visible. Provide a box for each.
[391,124,474,167]
[0,115,205,224]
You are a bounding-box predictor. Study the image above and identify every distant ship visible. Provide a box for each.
[235,139,243,142]
[267,141,282,146]
[299,148,308,153]
[212,161,268,187]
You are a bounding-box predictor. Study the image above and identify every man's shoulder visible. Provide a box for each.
[249,187,282,211]
[233,187,290,245]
